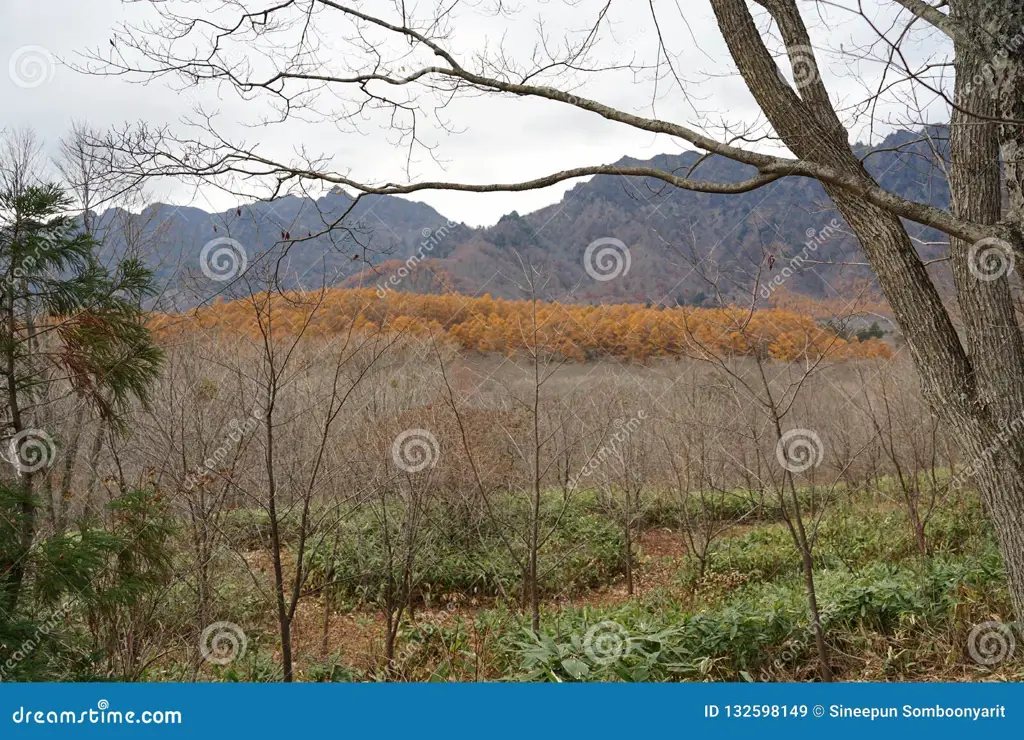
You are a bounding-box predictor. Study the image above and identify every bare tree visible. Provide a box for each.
[84,0,1024,614]
[370,406,444,676]
[658,369,757,581]
[215,267,395,681]
[587,386,651,597]
[433,268,595,631]
[852,361,944,555]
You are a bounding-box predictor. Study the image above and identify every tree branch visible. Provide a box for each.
[890,0,967,45]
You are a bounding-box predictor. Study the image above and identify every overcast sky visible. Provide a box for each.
[3,0,948,227]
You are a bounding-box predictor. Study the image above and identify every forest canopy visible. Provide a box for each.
[152,288,892,363]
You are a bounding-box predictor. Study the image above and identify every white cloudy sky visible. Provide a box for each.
[3,0,949,226]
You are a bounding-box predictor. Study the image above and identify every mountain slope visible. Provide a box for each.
[101,128,951,307]
[345,128,949,305]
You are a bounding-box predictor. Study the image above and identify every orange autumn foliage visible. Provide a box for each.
[765,282,890,320]
[151,288,893,362]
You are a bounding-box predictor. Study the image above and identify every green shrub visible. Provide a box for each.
[220,507,303,550]
[0,484,176,681]
[702,524,800,582]
[305,498,626,607]
[513,546,1011,682]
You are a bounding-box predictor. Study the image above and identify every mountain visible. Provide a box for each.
[94,190,469,309]
[99,128,951,308]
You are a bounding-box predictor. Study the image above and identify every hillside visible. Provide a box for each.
[346,128,948,306]
[103,128,950,308]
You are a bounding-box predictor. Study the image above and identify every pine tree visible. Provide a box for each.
[0,180,163,614]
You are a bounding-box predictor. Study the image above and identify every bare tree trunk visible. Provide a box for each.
[1,282,33,614]
[261,378,294,682]
[85,418,106,518]
[624,518,634,597]
[795,530,832,682]
[944,0,1024,614]
[756,359,833,682]
[529,294,543,633]
[56,405,87,531]
[321,532,339,657]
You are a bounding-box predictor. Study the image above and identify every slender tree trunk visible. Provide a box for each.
[624,487,635,596]
[907,497,927,556]
[262,388,293,682]
[384,613,397,669]
[624,519,634,596]
[321,532,339,657]
[796,539,832,682]
[2,286,33,614]
[529,295,542,633]
[85,418,106,518]
[55,405,86,531]
[785,473,832,682]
